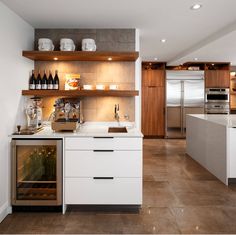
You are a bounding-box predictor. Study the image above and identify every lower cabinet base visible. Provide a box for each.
[12,205,62,212]
[65,177,142,205]
[65,205,141,213]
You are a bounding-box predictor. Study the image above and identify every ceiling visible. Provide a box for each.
[1,0,236,65]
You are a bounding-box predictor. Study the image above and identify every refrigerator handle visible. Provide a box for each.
[181,81,184,136]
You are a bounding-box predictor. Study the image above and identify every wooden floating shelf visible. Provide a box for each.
[22,51,139,61]
[22,90,139,97]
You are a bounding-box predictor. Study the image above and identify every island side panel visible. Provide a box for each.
[186,115,227,184]
[228,128,236,178]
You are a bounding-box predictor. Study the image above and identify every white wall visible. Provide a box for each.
[135,29,141,130]
[0,2,34,222]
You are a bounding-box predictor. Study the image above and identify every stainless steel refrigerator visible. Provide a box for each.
[166,70,204,138]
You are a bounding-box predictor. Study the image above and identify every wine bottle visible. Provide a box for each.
[35,70,42,90]
[53,70,59,90]
[48,70,54,90]
[42,70,48,90]
[29,70,36,90]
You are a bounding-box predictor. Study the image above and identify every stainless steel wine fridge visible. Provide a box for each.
[11,139,62,206]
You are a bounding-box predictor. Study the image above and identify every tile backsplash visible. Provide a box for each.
[34,29,136,122]
[35,61,135,122]
[35,29,135,51]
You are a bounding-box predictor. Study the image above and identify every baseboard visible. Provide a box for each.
[0,202,10,223]
[7,206,12,214]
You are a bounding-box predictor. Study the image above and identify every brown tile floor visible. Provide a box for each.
[1,139,236,234]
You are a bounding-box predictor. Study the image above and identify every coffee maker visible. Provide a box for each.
[25,97,43,130]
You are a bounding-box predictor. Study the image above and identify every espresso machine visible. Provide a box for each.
[51,98,81,132]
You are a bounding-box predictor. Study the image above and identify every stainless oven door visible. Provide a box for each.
[206,93,229,103]
[205,103,230,114]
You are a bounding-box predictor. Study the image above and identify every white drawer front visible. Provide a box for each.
[65,137,142,150]
[65,177,142,205]
[65,150,142,177]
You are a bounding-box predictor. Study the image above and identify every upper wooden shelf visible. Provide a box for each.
[22,51,139,61]
[22,90,139,97]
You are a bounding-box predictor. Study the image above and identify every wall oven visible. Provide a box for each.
[205,88,230,114]
[11,139,62,206]
[205,88,229,103]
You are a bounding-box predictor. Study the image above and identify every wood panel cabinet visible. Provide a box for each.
[141,63,165,137]
[142,86,165,137]
[205,70,230,88]
[142,69,165,87]
[141,64,165,137]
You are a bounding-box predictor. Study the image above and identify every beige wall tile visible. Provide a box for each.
[35,61,136,122]
[81,97,97,109]
[41,97,56,121]
[82,109,97,122]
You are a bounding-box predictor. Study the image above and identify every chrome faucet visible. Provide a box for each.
[114,104,120,122]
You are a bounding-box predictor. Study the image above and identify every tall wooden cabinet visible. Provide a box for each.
[141,63,165,137]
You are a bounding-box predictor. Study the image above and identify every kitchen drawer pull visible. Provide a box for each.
[93,137,114,139]
[93,150,114,152]
[93,177,114,180]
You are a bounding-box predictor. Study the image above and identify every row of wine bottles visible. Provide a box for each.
[29,70,60,90]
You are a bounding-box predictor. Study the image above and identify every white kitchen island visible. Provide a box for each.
[186,114,236,185]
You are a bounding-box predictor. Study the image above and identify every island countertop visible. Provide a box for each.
[188,114,236,127]
[10,122,143,138]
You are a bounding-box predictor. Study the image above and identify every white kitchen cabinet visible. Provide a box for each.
[64,136,143,205]
[65,178,142,204]
[65,150,142,177]
[65,137,142,150]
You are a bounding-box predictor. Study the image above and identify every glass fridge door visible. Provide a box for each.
[12,139,62,204]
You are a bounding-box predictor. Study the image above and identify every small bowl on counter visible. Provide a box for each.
[109,84,118,90]
[83,85,93,90]
[96,84,105,90]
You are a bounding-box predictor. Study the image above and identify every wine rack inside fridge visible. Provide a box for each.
[11,139,62,206]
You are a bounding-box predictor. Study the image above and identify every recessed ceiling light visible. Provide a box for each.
[154,57,158,61]
[194,57,198,61]
[53,57,58,61]
[191,3,202,10]
[160,39,166,43]
[108,57,112,61]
